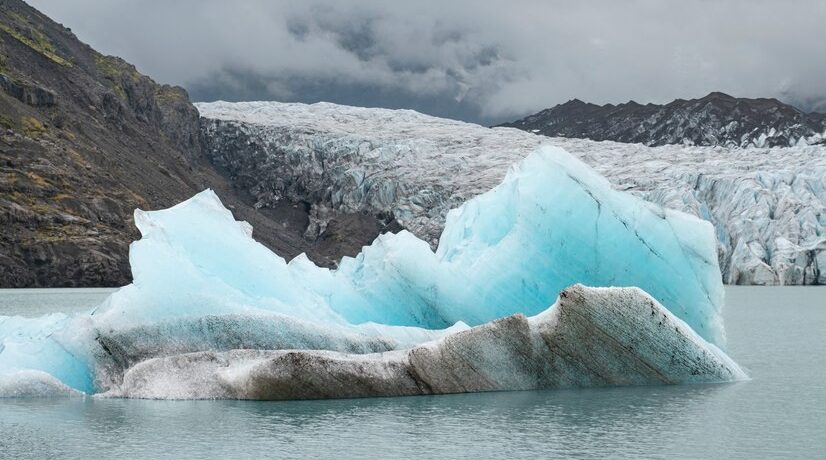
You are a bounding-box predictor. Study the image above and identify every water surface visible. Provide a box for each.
[0,287,116,317]
[0,286,824,459]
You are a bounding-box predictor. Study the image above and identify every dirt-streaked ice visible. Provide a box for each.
[106,285,746,400]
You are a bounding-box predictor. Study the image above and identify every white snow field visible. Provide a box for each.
[198,101,826,285]
[0,147,744,399]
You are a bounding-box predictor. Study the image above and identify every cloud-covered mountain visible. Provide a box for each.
[27,0,826,125]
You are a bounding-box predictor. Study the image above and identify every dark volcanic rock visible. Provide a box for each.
[499,92,826,147]
[0,73,55,107]
[200,118,402,268]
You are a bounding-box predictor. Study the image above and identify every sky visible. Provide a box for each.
[28,0,826,125]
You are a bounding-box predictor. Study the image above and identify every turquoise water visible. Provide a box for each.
[1,287,824,459]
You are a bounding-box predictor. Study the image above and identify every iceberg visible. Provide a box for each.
[0,146,743,399]
[105,285,744,400]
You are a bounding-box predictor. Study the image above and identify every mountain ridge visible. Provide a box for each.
[498,92,826,147]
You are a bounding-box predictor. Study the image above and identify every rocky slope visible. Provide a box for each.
[0,0,385,287]
[498,92,826,148]
[198,101,826,285]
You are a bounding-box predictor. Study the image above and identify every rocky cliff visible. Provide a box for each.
[0,0,372,287]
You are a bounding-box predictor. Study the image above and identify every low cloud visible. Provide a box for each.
[30,0,826,124]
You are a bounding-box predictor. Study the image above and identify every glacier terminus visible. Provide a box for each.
[199,101,826,285]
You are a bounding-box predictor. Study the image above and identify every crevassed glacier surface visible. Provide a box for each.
[0,147,737,398]
[198,101,826,285]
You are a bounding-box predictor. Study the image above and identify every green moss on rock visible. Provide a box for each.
[94,54,144,100]
[0,13,71,67]
[155,85,187,105]
[21,115,46,136]
[0,113,13,129]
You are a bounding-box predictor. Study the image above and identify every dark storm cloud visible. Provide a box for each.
[28,0,826,124]
[186,69,485,123]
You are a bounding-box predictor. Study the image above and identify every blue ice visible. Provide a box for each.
[0,146,726,394]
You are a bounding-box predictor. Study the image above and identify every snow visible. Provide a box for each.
[198,100,826,284]
[0,145,737,398]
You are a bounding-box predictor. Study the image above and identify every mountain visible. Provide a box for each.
[198,101,825,285]
[0,0,384,287]
[498,92,826,147]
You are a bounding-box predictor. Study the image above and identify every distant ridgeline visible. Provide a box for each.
[498,92,826,148]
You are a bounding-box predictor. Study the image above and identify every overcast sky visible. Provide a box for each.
[29,0,826,124]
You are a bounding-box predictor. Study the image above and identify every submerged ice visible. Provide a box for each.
[0,147,742,399]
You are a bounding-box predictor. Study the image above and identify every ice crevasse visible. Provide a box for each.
[0,146,746,399]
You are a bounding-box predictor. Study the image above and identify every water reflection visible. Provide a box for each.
[1,383,746,459]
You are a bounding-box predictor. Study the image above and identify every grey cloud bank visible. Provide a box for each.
[28,0,826,124]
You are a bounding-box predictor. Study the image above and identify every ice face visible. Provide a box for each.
[0,314,96,394]
[290,147,725,346]
[0,146,731,397]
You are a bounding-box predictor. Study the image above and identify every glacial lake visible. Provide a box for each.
[1,286,824,459]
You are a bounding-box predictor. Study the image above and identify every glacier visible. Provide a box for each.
[198,100,826,285]
[0,146,744,399]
